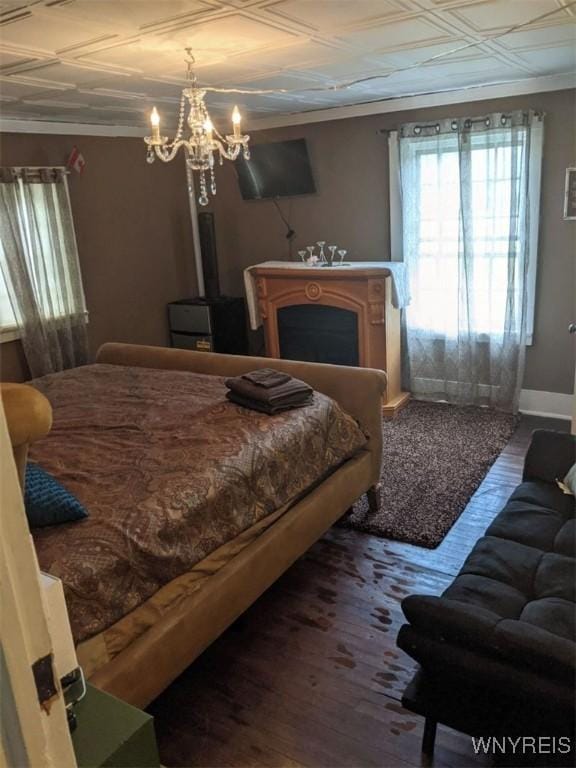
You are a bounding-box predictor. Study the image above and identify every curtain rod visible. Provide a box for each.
[377,110,545,134]
[0,166,71,184]
[1,165,70,174]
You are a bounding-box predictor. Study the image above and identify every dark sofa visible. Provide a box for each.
[397,429,576,764]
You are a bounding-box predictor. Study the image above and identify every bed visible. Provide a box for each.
[7,343,385,708]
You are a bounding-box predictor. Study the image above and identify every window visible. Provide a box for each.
[392,116,542,345]
[390,111,542,410]
[409,130,525,337]
[0,174,87,338]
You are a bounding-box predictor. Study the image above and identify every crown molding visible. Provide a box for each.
[0,120,145,137]
[0,73,573,137]
[248,73,576,130]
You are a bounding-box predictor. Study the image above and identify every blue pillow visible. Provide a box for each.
[24,463,88,528]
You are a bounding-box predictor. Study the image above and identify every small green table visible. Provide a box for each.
[72,684,160,768]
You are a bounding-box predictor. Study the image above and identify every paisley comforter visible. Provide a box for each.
[30,363,367,643]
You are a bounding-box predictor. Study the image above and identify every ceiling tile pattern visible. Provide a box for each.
[0,0,574,127]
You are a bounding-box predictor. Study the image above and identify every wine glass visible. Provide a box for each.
[317,241,326,262]
[298,250,307,263]
[337,249,347,264]
[306,245,315,262]
[328,245,337,264]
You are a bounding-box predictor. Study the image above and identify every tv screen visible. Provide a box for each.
[235,138,316,200]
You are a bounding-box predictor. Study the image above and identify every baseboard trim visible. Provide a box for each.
[519,389,573,420]
[411,379,574,419]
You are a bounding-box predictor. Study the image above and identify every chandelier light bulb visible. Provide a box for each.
[232,105,241,138]
[150,106,160,141]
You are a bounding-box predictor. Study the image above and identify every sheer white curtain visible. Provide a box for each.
[0,168,88,377]
[390,111,543,413]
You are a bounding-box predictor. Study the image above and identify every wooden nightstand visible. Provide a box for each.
[72,684,160,768]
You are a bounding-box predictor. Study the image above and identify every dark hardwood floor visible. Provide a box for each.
[148,415,569,768]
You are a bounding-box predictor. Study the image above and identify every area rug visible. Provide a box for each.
[341,400,519,548]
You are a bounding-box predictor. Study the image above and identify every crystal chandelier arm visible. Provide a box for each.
[209,127,247,161]
[210,129,231,158]
[146,91,187,153]
[218,143,242,161]
[210,137,226,154]
[209,131,232,156]
[154,140,186,163]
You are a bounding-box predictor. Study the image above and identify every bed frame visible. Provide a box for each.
[7,343,386,708]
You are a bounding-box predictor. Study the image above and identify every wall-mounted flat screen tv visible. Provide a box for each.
[235,138,316,200]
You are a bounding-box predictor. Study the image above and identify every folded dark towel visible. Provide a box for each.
[226,390,313,415]
[241,368,291,388]
[225,374,313,405]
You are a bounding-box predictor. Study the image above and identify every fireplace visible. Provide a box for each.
[251,263,410,417]
[278,304,359,366]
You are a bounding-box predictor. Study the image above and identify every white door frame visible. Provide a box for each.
[0,399,76,767]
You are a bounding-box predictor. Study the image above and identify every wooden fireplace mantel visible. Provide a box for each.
[252,264,410,417]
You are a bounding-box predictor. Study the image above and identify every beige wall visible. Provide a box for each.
[208,88,576,395]
[0,133,196,381]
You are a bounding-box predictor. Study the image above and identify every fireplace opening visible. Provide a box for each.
[277,304,359,366]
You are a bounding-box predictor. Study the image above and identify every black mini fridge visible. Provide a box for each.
[167,297,248,355]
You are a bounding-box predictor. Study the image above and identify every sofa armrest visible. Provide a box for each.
[397,625,575,712]
[523,429,575,484]
[96,343,386,486]
[401,593,575,683]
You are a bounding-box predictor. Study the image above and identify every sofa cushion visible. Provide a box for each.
[486,500,569,551]
[523,430,576,485]
[457,536,543,598]
[494,618,576,681]
[554,519,576,558]
[533,554,575,603]
[508,480,574,516]
[519,597,575,643]
[443,573,527,619]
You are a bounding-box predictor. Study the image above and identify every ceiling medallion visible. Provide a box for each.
[144,49,250,206]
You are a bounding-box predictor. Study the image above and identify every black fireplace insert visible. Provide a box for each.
[277,304,359,366]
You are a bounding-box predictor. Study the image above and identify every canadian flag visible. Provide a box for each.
[67,146,86,174]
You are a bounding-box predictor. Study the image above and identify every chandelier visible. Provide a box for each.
[144,49,250,206]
